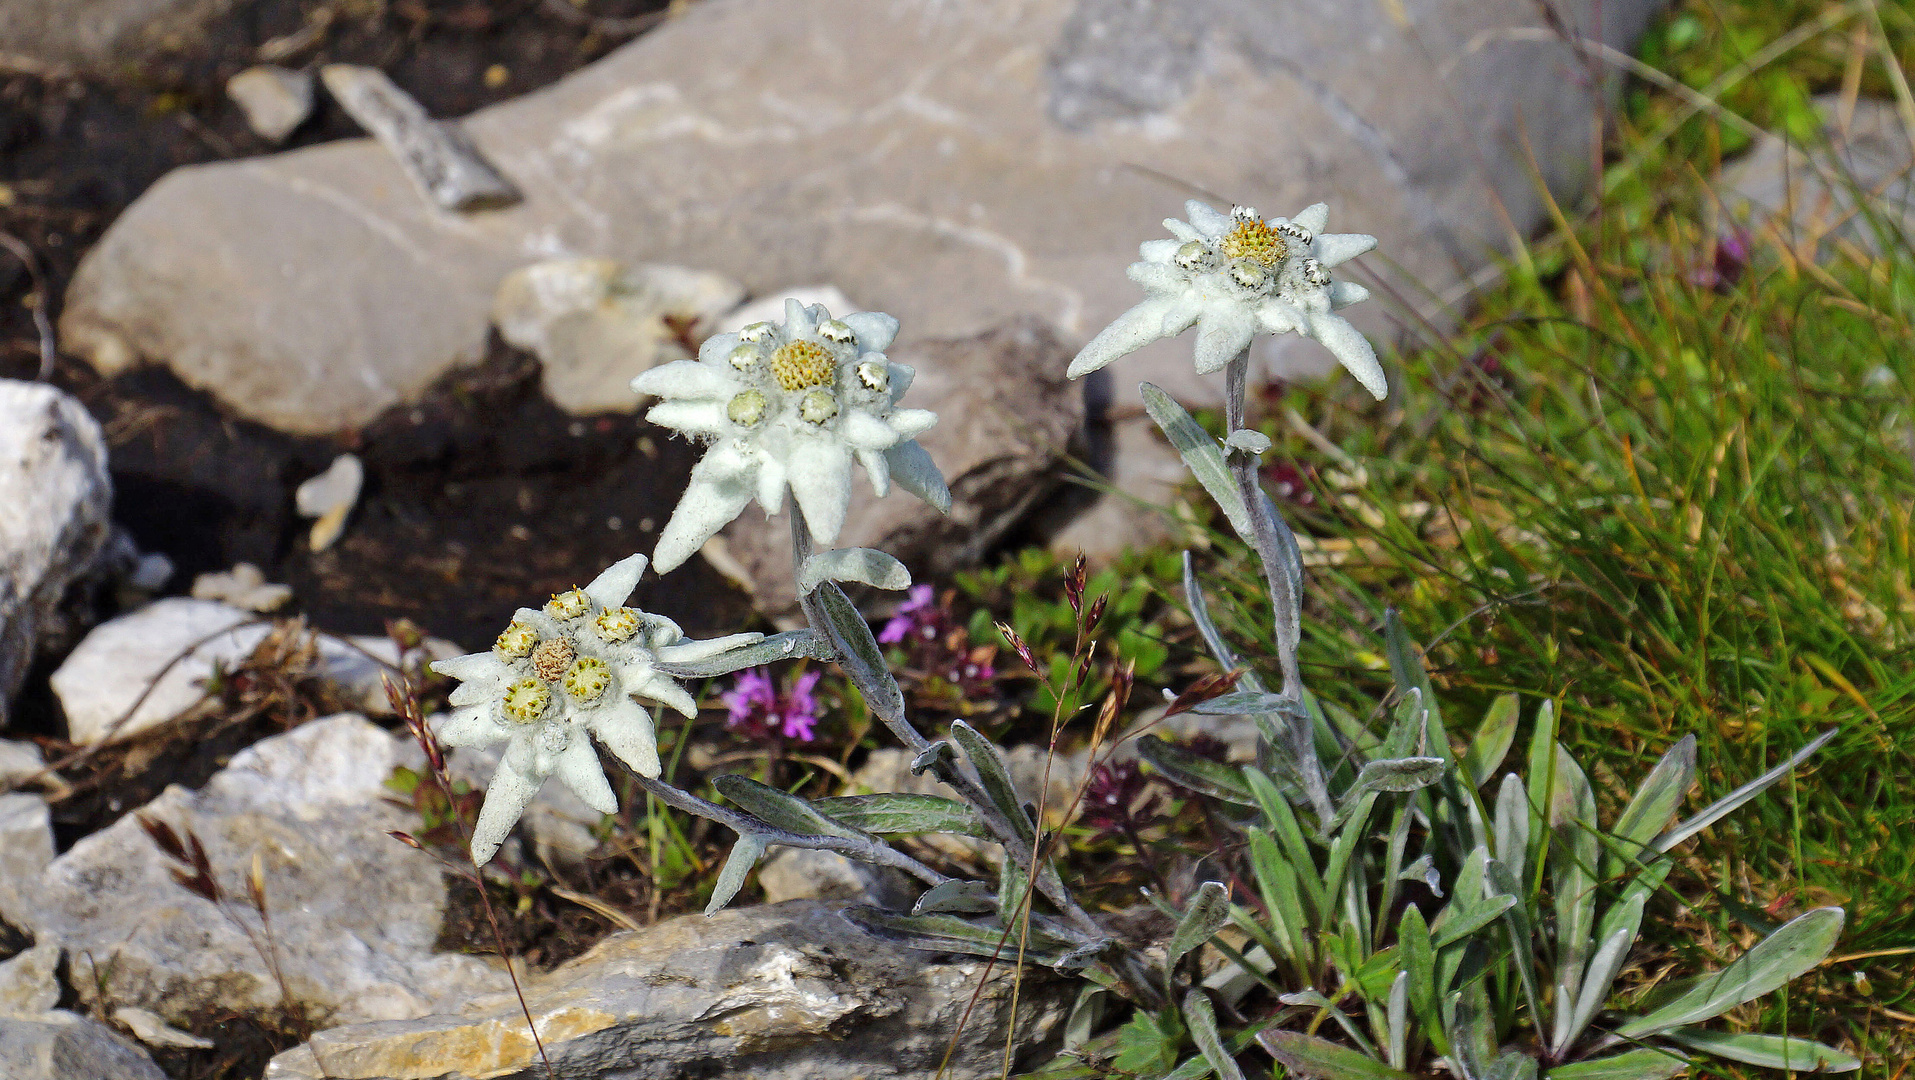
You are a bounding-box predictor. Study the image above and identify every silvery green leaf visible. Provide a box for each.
[912,879,999,915]
[797,547,912,596]
[1258,1030,1414,1079]
[1542,1049,1688,1078]
[1062,985,1107,1052]
[1374,803,1415,944]
[1447,983,1495,1078]
[1614,907,1846,1039]
[1384,610,1450,762]
[705,833,766,915]
[712,775,870,841]
[1548,743,1600,1055]
[1141,382,1253,539]
[949,720,1035,841]
[1653,728,1836,853]
[814,793,986,837]
[812,581,906,725]
[1429,894,1517,950]
[1278,991,1380,1060]
[1564,920,1637,1050]
[654,629,834,677]
[1163,1057,1216,1080]
[998,852,1031,927]
[1524,699,1558,880]
[1224,428,1272,454]
[1183,551,1264,694]
[1462,694,1520,790]
[1398,904,1440,1049]
[1246,830,1312,965]
[1183,990,1247,1080]
[1167,881,1231,968]
[1485,1053,1539,1080]
[1383,687,1426,759]
[1604,735,1694,879]
[911,740,953,774]
[1349,756,1448,798]
[1493,774,1530,892]
[1190,690,1293,716]
[841,907,1080,965]
[1386,970,1410,1069]
[1484,858,1544,1027]
[1661,1028,1860,1071]
[1397,854,1442,896]
[1138,736,1256,805]
[1248,485,1306,660]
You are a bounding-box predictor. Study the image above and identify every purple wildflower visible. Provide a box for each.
[880,584,937,644]
[781,671,823,741]
[720,667,824,743]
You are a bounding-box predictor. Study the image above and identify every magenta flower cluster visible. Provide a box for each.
[879,584,939,645]
[720,667,823,742]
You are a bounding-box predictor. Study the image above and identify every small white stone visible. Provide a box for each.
[190,562,294,613]
[113,1007,215,1050]
[225,65,314,143]
[295,454,362,552]
[0,794,54,931]
[0,741,44,788]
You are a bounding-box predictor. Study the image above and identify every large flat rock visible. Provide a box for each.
[265,900,1072,1080]
[62,0,1666,434]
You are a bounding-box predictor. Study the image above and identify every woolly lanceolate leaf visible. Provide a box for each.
[911,879,998,915]
[1653,728,1837,853]
[1140,382,1253,540]
[813,793,986,837]
[1429,893,1517,950]
[1138,735,1255,805]
[1462,693,1520,790]
[1493,774,1530,892]
[1614,907,1846,1039]
[998,854,1031,928]
[949,719,1035,842]
[1662,1028,1860,1071]
[1485,1052,1539,1080]
[1256,1031,1412,1080]
[1397,904,1443,1054]
[1188,690,1292,716]
[1542,1049,1688,1078]
[842,907,1078,966]
[712,775,870,841]
[812,582,906,725]
[1604,735,1695,880]
[1183,990,1246,1080]
[653,629,835,677]
[1347,756,1448,799]
[705,833,766,915]
[797,547,911,597]
[1548,743,1600,1055]
[1167,881,1231,969]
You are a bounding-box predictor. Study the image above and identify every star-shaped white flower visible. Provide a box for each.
[429,554,761,865]
[1067,201,1386,399]
[632,299,951,574]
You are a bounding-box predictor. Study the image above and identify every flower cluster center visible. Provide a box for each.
[531,638,577,681]
[770,341,837,391]
[1220,219,1288,268]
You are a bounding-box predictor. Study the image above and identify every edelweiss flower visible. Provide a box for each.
[1067,201,1387,399]
[429,554,761,864]
[632,299,951,574]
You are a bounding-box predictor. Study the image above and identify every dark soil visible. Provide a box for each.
[0,0,755,658]
[0,6,766,1076]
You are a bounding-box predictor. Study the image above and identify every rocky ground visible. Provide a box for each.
[0,0,1689,1076]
